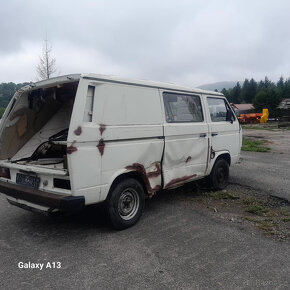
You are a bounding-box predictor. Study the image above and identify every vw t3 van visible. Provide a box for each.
[0,74,242,229]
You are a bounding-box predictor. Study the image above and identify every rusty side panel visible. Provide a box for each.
[74,126,82,136]
[165,174,197,189]
[99,124,106,136]
[97,139,105,156]
[146,162,161,178]
[125,162,162,193]
[67,141,77,154]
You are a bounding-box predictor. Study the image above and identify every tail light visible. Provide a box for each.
[0,167,11,179]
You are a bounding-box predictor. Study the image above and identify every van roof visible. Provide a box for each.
[26,73,223,96]
[82,73,223,96]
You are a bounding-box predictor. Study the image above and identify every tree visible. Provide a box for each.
[248,78,257,101]
[277,76,284,89]
[241,78,250,103]
[36,38,57,80]
[253,85,282,117]
[231,82,242,103]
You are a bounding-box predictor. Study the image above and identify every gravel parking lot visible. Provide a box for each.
[0,127,289,290]
[232,127,290,202]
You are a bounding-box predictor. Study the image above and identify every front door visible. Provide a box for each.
[161,90,209,189]
[206,96,241,162]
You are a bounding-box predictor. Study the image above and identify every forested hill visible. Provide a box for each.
[219,77,290,116]
[0,82,29,117]
[0,82,29,108]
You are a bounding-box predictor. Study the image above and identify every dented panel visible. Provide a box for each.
[125,161,162,193]
[99,132,164,201]
[162,122,209,188]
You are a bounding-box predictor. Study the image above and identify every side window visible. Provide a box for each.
[163,92,203,123]
[207,97,234,122]
[83,85,95,122]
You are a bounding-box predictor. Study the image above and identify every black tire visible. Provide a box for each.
[107,178,145,230]
[209,159,229,190]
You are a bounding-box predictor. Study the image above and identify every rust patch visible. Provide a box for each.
[125,163,162,194]
[148,187,161,199]
[146,162,162,178]
[74,126,82,136]
[185,156,192,163]
[97,139,105,156]
[150,184,162,192]
[125,163,146,176]
[99,124,106,136]
[165,174,197,189]
[67,141,77,154]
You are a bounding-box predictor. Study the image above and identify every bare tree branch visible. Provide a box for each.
[36,38,57,80]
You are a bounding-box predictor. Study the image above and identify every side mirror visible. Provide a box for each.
[226,110,235,123]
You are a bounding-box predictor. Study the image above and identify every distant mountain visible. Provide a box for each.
[198,81,241,92]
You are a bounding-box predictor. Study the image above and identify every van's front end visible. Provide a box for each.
[0,75,85,213]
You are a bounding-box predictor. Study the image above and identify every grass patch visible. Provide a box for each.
[280,208,290,216]
[246,204,269,215]
[256,220,274,231]
[205,191,239,200]
[243,125,276,131]
[243,216,259,222]
[0,107,5,118]
[242,123,279,130]
[282,218,290,222]
[241,137,270,152]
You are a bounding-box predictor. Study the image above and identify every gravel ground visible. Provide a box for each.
[231,128,290,202]
[0,126,289,289]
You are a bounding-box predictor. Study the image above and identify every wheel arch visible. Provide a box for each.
[207,151,231,175]
[106,171,148,201]
[215,152,231,166]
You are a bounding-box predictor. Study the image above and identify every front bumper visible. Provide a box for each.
[0,180,85,212]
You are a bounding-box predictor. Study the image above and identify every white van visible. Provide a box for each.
[0,74,242,229]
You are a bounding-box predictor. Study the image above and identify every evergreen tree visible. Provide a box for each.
[253,85,282,117]
[241,79,250,103]
[231,82,242,103]
[248,78,257,103]
[277,76,284,89]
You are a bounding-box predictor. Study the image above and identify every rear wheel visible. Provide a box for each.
[209,159,229,190]
[107,178,145,230]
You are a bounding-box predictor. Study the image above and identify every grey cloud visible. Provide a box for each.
[1,0,290,84]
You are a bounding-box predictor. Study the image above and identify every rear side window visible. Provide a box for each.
[207,97,232,122]
[163,92,203,123]
[83,85,95,122]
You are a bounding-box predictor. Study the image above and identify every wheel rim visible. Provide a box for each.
[118,188,140,220]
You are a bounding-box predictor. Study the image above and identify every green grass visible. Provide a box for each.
[241,138,270,152]
[246,204,269,216]
[0,107,5,118]
[242,125,277,131]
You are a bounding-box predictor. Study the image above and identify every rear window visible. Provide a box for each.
[163,92,203,123]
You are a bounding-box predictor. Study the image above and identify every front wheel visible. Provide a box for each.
[209,159,229,190]
[107,178,145,230]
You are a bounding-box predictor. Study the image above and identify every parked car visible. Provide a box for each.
[0,74,242,229]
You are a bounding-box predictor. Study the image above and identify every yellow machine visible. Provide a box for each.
[260,108,269,123]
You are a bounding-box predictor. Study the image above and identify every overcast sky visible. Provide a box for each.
[1,0,290,87]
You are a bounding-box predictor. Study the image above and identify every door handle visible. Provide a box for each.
[211,133,218,136]
[200,133,207,137]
